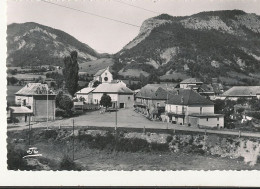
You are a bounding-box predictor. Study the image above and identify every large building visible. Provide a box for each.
[222,86,260,101]
[92,82,134,108]
[134,84,178,116]
[165,89,224,128]
[13,83,56,122]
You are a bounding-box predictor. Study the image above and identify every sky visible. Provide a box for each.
[7,0,260,54]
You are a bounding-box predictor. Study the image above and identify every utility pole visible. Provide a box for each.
[166,84,169,129]
[28,114,31,146]
[115,103,117,131]
[72,119,75,161]
[46,85,49,130]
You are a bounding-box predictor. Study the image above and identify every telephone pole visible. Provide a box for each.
[72,119,75,161]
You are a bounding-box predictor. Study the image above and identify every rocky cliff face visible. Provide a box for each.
[7,22,101,67]
[116,10,260,84]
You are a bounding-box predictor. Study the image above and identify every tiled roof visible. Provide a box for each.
[136,84,179,100]
[180,78,202,84]
[93,83,133,94]
[222,86,260,96]
[211,83,224,94]
[199,84,215,93]
[167,89,214,106]
[94,67,110,77]
[76,87,95,94]
[9,106,33,114]
[15,83,49,95]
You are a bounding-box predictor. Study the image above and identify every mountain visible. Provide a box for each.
[114,10,260,85]
[7,22,105,67]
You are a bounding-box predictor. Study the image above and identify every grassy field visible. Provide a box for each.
[79,58,114,75]
[7,85,23,104]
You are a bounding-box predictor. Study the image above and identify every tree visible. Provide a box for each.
[93,80,101,87]
[7,77,18,85]
[59,95,73,113]
[63,51,79,96]
[100,93,112,109]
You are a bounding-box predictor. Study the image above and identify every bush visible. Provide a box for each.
[55,108,66,117]
[59,155,81,171]
[150,142,169,151]
[166,135,173,143]
[7,146,35,170]
[44,129,58,139]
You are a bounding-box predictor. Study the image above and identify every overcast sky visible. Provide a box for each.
[7,0,260,54]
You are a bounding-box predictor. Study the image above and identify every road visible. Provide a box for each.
[8,108,260,138]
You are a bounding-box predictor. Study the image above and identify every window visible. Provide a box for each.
[206,118,209,121]
[128,96,130,100]
[200,107,203,114]
[157,103,160,107]
[104,77,108,81]
[217,117,219,121]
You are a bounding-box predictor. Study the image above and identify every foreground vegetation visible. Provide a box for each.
[7,127,260,170]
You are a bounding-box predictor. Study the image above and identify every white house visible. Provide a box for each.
[222,86,260,101]
[165,89,224,128]
[180,78,203,91]
[14,83,56,122]
[75,87,95,103]
[92,82,134,108]
[88,67,113,87]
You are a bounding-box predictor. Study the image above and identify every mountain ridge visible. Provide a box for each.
[7,22,107,67]
[114,9,260,85]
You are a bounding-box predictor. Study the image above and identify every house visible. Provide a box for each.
[92,82,134,108]
[8,106,33,123]
[222,86,260,101]
[75,87,95,103]
[134,84,178,115]
[165,89,224,128]
[179,78,203,91]
[88,67,113,87]
[14,83,56,122]
[198,83,224,100]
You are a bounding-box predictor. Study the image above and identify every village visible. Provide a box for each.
[7,64,260,135]
[4,1,260,172]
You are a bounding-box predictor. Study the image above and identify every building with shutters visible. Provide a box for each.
[165,89,224,128]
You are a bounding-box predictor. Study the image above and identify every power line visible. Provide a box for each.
[41,0,140,28]
[113,0,160,14]
[41,0,176,38]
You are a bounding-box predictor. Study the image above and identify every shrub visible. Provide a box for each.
[7,146,35,170]
[150,142,169,151]
[59,155,81,171]
[44,129,58,139]
[166,135,173,143]
[55,108,66,117]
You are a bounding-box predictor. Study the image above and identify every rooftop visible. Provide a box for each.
[222,86,260,96]
[76,87,95,94]
[9,106,33,114]
[94,66,110,77]
[167,89,214,106]
[135,84,176,100]
[93,82,133,94]
[15,83,54,96]
[180,78,203,84]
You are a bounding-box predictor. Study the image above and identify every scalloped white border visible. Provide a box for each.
[1,0,260,186]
